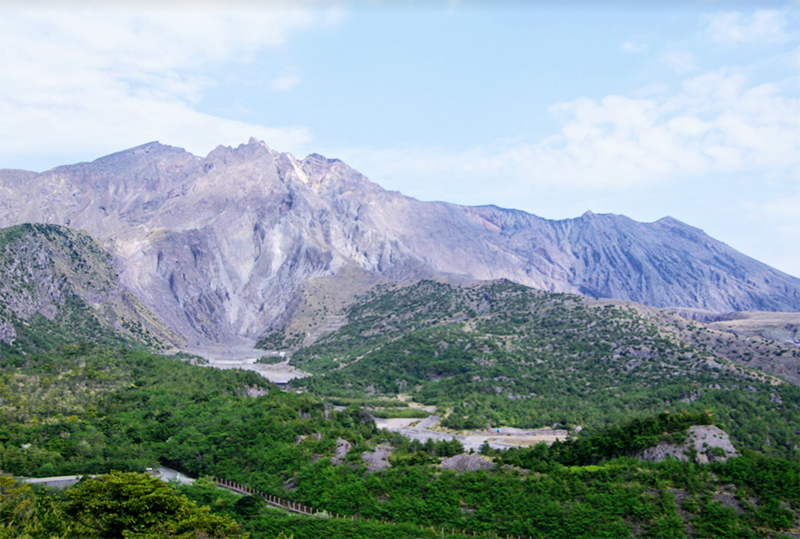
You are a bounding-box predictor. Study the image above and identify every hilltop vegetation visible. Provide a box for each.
[0,472,247,538]
[0,344,346,480]
[290,280,800,459]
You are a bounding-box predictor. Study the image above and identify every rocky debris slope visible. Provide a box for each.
[640,425,738,464]
[1,138,798,346]
[362,444,392,471]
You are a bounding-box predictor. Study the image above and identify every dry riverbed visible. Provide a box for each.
[174,343,309,384]
[374,415,569,451]
[171,349,567,450]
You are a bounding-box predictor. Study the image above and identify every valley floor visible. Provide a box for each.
[375,415,569,451]
[176,342,310,384]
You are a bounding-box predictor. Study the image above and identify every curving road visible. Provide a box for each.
[18,466,193,489]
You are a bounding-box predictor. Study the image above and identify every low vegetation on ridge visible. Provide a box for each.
[0,224,182,357]
[289,280,800,459]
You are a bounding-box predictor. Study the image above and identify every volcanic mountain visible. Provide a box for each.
[0,138,798,346]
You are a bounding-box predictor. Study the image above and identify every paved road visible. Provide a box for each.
[19,466,194,489]
[154,466,194,485]
[20,475,88,489]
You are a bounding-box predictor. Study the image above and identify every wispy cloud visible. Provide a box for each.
[336,5,799,198]
[705,9,797,45]
[269,74,301,92]
[661,51,697,74]
[621,40,648,53]
[339,69,799,192]
[0,3,339,168]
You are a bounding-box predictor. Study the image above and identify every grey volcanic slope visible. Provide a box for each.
[0,138,798,346]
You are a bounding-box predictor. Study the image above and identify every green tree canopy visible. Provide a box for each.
[65,471,247,539]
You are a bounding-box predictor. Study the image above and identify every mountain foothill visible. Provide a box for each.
[1,139,799,539]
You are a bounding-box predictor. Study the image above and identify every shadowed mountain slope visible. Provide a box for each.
[1,138,798,345]
[0,224,182,355]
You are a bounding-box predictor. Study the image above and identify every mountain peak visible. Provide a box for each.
[247,136,270,149]
[304,153,341,165]
[1,139,798,347]
[103,141,186,159]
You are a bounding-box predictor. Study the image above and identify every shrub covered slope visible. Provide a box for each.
[1,344,797,538]
[289,280,799,459]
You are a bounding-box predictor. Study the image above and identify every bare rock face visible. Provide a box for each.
[441,453,496,473]
[0,320,15,344]
[641,425,738,464]
[1,138,798,346]
[362,444,392,471]
[334,438,351,460]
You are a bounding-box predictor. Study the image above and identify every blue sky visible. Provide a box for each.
[1,1,798,278]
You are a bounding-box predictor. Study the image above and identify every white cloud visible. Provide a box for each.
[706,9,797,45]
[269,74,301,92]
[0,3,339,168]
[621,40,648,53]
[339,69,800,193]
[0,96,313,169]
[661,51,697,74]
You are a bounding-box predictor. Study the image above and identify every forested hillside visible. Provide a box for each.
[0,251,798,537]
[1,344,798,538]
[289,280,800,459]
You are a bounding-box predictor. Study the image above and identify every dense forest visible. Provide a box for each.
[1,344,798,538]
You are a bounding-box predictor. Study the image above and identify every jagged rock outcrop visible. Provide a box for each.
[640,425,738,464]
[362,444,392,471]
[334,438,351,460]
[1,138,798,346]
[440,453,496,473]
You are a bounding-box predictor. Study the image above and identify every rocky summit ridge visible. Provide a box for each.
[1,138,798,346]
